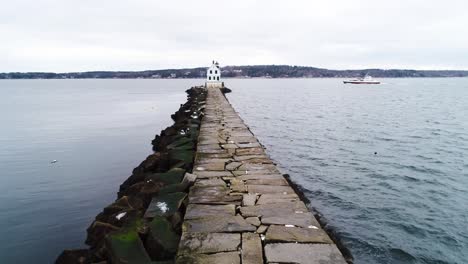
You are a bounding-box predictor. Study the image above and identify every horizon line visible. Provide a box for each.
[2,64,468,74]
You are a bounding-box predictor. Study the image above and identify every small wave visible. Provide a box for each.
[374,136,396,142]
[399,164,442,176]
[389,248,418,263]
[402,175,421,183]
[386,221,428,239]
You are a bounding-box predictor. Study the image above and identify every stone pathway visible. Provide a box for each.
[176,87,347,264]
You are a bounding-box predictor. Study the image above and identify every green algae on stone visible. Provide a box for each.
[144,192,187,218]
[170,161,187,170]
[146,216,180,260]
[105,221,152,264]
[168,149,194,165]
[158,182,190,195]
[146,168,186,185]
[188,125,199,140]
[166,137,194,150]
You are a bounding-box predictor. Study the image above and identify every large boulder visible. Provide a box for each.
[145,216,180,260]
[105,222,152,264]
[145,168,186,185]
[55,249,89,264]
[132,153,162,174]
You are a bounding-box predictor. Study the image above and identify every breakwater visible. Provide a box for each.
[57,85,349,264]
[175,87,348,264]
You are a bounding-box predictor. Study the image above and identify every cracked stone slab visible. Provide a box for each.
[245,217,261,227]
[189,193,242,205]
[196,153,232,159]
[229,137,258,144]
[240,202,308,218]
[236,148,265,156]
[256,225,268,234]
[178,232,240,254]
[225,161,242,171]
[194,170,233,178]
[242,194,257,206]
[195,162,225,171]
[246,178,288,186]
[189,184,239,204]
[238,163,278,172]
[233,155,269,161]
[256,193,300,205]
[198,138,220,144]
[197,148,228,154]
[189,185,230,197]
[261,212,321,228]
[183,215,256,233]
[194,178,226,187]
[242,233,264,264]
[238,158,273,164]
[197,158,232,165]
[221,143,238,149]
[230,179,247,193]
[230,132,254,137]
[265,225,333,243]
[176,251,240,264]
[232,170,277,176]
[237,174,285,181]
[185,204,235,220]
[264,243,347,264]
[189,186,242,205]
[236,142,261,148]
[247,185,295,195]
[197,144,224,151]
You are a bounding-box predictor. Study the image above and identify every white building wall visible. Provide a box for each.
[206,65,221,82]
[205,61,223,88]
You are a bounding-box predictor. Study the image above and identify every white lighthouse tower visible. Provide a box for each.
[205,60,224,88]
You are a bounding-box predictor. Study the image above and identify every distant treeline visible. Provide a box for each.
[1,65,468,79]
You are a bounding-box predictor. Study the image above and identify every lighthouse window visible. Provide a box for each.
[210,70,212,74]
[215,70,218,74]
[209,76,211,80]
[217,76,219,80]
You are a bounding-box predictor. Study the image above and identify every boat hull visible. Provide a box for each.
[343,81,380,84]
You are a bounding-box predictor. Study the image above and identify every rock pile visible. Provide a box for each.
[56,86,207,264]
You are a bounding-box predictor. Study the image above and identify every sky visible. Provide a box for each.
[1,0,468,72]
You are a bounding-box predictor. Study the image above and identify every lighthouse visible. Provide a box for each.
[205,61,224,88]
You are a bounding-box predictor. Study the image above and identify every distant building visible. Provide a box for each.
[206,61,224,88]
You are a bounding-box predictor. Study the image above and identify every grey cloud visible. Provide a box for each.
[1,0,467,71]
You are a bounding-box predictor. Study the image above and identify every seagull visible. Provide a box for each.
[51,160,58,164]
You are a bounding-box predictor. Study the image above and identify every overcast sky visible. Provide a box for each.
[1,0,467,72]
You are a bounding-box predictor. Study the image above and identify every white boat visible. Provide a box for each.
[343,75,380,84]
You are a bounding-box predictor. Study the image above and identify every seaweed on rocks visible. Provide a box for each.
[56,86,207,264]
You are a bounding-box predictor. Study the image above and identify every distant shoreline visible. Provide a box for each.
[2,65,468,79]
[1,76,468,80]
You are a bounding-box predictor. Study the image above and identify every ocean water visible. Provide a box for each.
[0,79,200,263]
[1,79,467,264]
[226,78,468,264]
